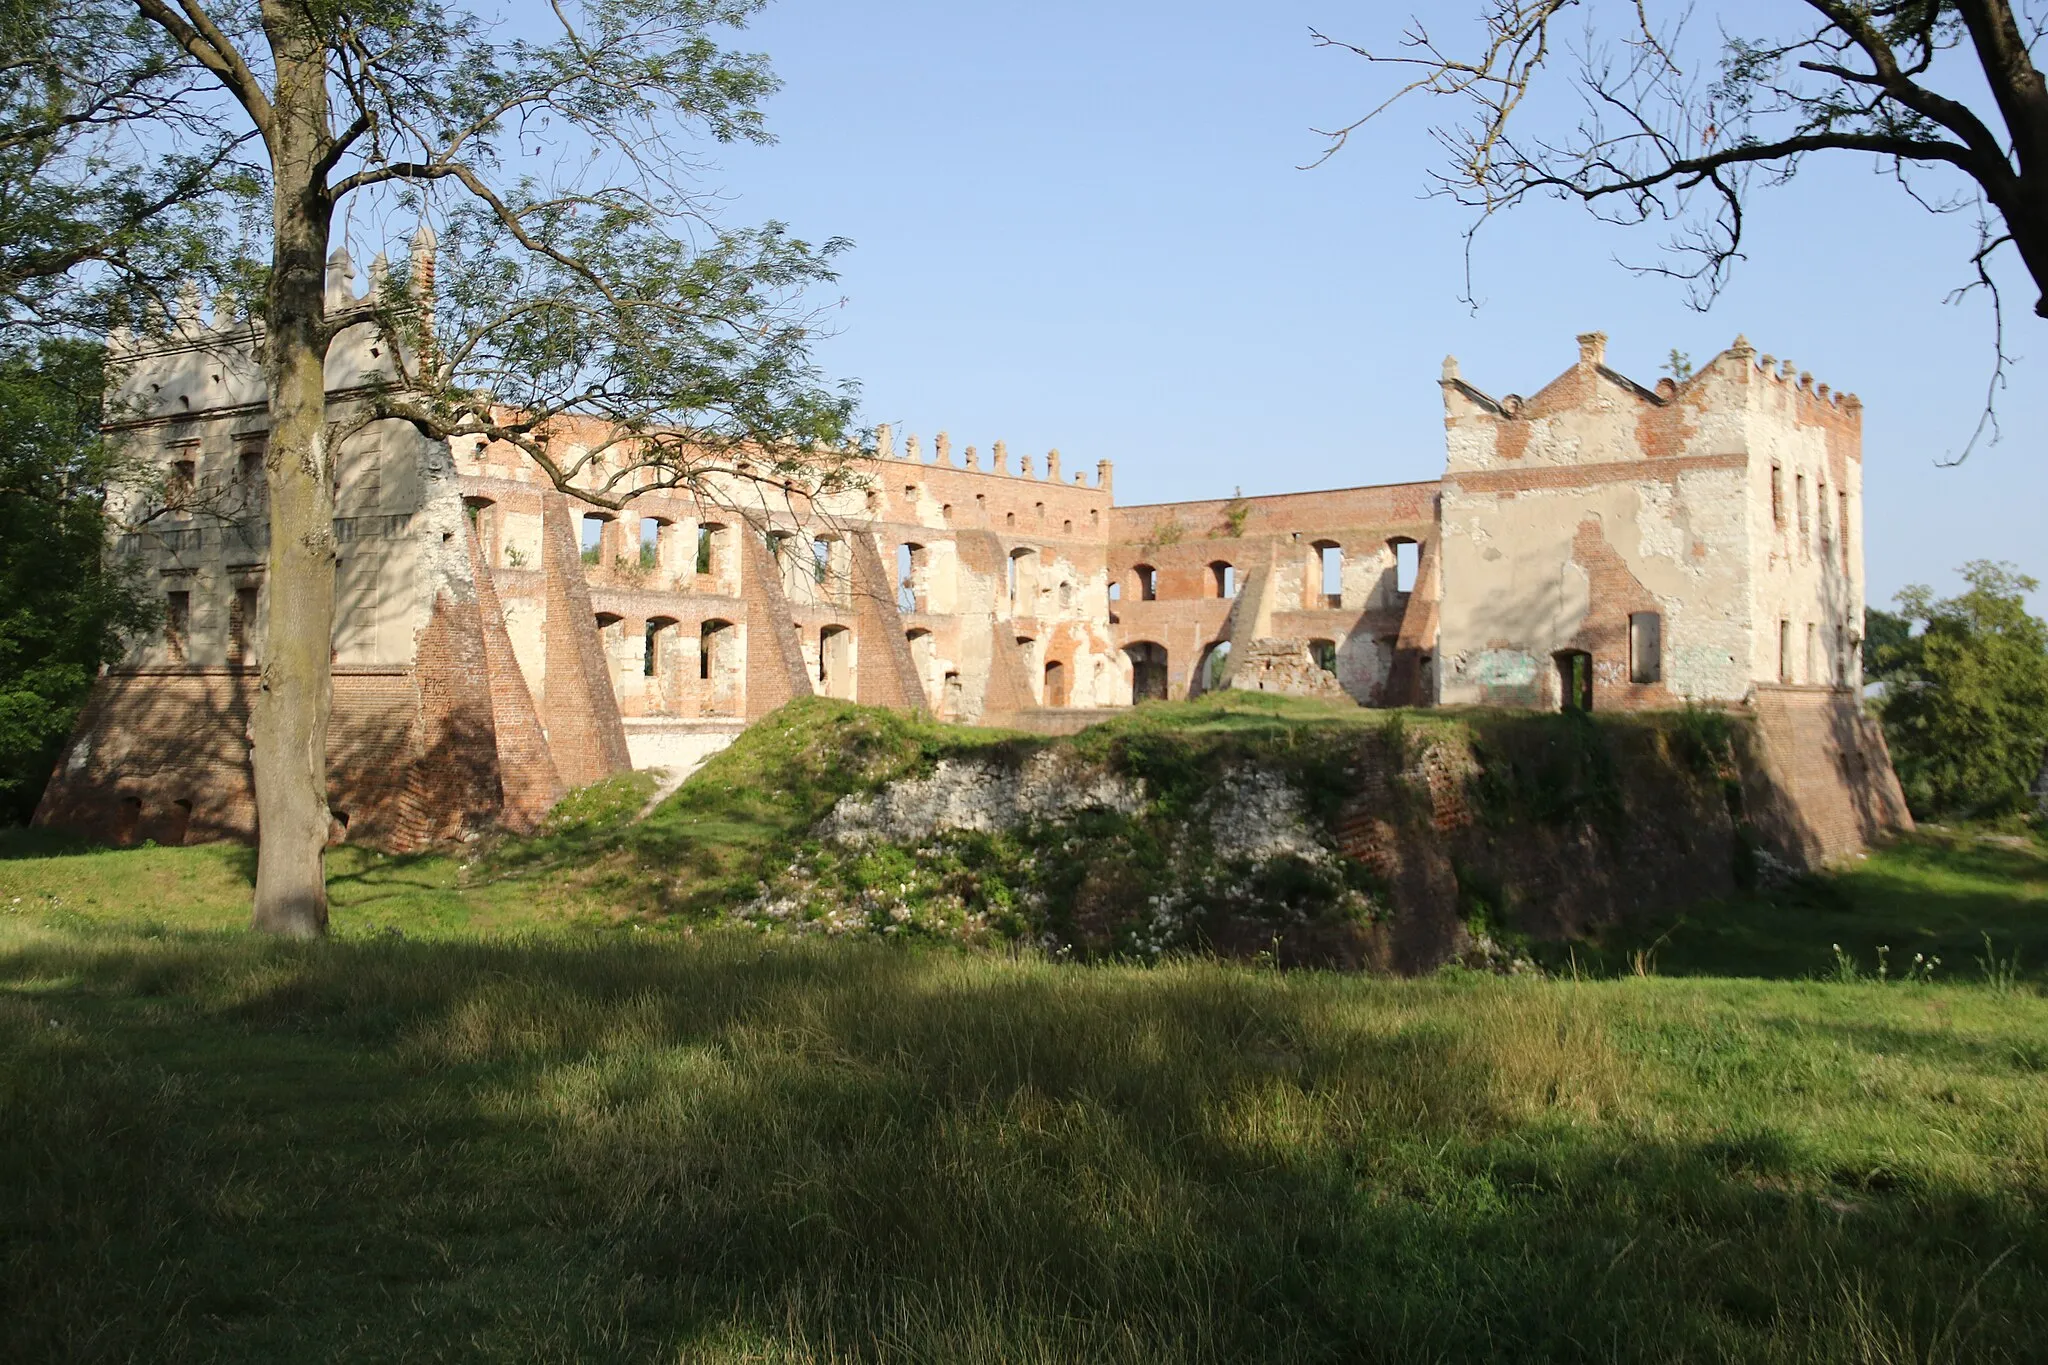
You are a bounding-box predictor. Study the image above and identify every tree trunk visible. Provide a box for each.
[249,20,336,937]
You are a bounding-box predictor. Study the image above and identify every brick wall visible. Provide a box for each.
[537,492,633,785]
[1745,684,1913,866]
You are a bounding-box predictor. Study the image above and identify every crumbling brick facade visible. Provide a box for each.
[33,258,1909,865]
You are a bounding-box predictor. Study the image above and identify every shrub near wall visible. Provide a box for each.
[637,697,1777,971]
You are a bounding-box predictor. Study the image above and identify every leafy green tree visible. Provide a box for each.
[25,0,857,934]
[0,340,155,823]
[1863,607,1913,684]
[1878,561,2048,818]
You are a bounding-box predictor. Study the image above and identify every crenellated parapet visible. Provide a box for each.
[870,422,1113,490]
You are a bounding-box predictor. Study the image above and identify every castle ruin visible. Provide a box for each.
[35,252,1911,865]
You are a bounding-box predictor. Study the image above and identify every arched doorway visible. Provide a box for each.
[1042,659,1068,708]
[1124,642,1168,703]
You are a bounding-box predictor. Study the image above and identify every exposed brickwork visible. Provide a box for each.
[739,524,816,719]
[848,535,930,713]
[465,519,563,832]
[1745,685,1914,866]
[537,492,632,786]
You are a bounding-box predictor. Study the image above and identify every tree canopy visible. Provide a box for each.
[0,340,156,822]
[1877,560,2048,818]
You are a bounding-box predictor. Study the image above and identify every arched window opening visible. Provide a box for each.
[580,513,613,566]
[1390,538,1419,595]
[1195,640,1232,694]
[1133,564,1157,601]
[164,798,193,848]
[1313,540,1343,607]
[1058,580,1073,609]
[1125,641,1168,704]
[1007,547,1038,614]
[1062,518,1072,534]
[818,625,853,697]
[645,616,678,677]
[1208,561,1235,599]
[896,542,925,613]
[639,516,668,572]
[1309,638,1338,675]
[1005,510,1016,527]
[1628,612,1662,685]
[464,496,499,565]
[1555,650,1593,712]
[700,618,736,687]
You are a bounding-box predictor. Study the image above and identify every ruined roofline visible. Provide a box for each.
[867,424,1112,492]
[108,232,434,361]
[1113,477,1442,512]
[1440,330,1861,418]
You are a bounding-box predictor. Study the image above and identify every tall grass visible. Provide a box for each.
[5,917,2047,1361]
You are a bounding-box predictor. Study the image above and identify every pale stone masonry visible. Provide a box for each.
[35,257,1909,864]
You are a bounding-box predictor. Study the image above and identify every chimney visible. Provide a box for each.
[1576,331,1607,369]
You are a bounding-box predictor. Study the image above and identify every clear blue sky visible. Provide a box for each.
[705,0,2043,612]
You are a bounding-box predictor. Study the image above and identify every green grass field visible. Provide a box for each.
[4,808,2048,1360]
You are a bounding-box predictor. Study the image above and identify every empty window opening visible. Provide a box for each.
[942,670,963,717]
[1315,541,1343,606]
[168,458,197,507]
[817,625,850,686]
[1126,642,1169,704]
[1806,621,1818,684]
[942,503,952,523]
[1108,581,1122,602]
[1209,561,1235,599]
[580,513,611,565]
[896,543,924,613]
[645,616,677,677]
[1196,640,1232,694]
[696,525,714,575]
[1771,464,1785,527]
[1062,518,1072,534]
[1005,511,1016,527]
[1838,492,1851,570]
[1043,659,1068,707]
[975,494,987,519]
[1133,564,1157,601]
[1392,539,1420,594]
[165,590,190,662]
[1035,501,1045,520]
[1816,480,1830,546]
[1628,611,1662,685]
[1778,619,1792,682]
[639,517,663,571]
[1796,474,1809,540]
[811,537,833,584]
[1555,649,1593,712]
[239,450,264,502]
[1007,547,1037,613]
[1309,638,1338,675]
[904,484,917,502]
[699,619,735,685]
[1058,580,1073,609]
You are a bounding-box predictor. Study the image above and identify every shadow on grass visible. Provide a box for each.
[3,928,2044,1362]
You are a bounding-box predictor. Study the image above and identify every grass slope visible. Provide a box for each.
[4,775,2048,1357]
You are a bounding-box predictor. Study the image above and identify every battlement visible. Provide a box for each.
[874,423,1112,493]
